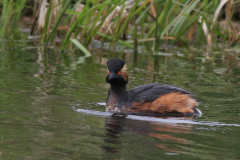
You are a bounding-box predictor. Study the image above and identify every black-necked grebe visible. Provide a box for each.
[106,58,202,116]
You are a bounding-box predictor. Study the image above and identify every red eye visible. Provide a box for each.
[108,71,110,74]
[118,71,121,75]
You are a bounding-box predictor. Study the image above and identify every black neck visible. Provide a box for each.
[107,84,128,107]
[110,84,127,94]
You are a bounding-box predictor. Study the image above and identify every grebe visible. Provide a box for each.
[106,58,202,116]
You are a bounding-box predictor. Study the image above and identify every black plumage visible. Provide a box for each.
[128,83,191,102]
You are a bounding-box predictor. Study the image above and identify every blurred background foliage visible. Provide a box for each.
[0,0,240,51]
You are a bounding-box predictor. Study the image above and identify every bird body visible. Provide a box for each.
[106,58,201,116]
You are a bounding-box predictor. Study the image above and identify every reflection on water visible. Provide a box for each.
[101,116,126,153]
[76,107,240,159]
[101,115,193,156]
[99,112,240,158]
[76,109,240,127]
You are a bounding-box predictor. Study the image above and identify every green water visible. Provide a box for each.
[0,41,239,159]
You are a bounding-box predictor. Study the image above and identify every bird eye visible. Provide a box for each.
[118,71,121,75]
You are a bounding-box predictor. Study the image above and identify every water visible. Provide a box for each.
[0,41,239,159]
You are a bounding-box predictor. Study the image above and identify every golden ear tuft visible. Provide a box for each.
[120,64,128,82]
[121,64,127,72]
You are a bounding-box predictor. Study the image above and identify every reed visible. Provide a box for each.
[0,0,27,39]
[0,0,239,50]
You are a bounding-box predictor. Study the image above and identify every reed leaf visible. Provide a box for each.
[0,0,27,38]
[114,0,142,43]
[9,0,27,35]
[41,2,52,42]
[156,0,172,50]
[84,3,104,45]
[45,0,71,43]
[170,0,200,36]
[88,2,120,42]
[70,39,91,56]
[96,31,134,48]
[79,1,92,43]
[146,0,176,38]
[61,2,91,49]
[110,3,126,46]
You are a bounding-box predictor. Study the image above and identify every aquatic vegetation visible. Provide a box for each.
[0,0,239,50]
[0,0,27,46]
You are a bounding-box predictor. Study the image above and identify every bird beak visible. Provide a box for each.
[108,73,115,80]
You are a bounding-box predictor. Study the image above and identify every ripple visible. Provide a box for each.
[75,109,240,127]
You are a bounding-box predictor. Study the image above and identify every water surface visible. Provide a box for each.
[0,41,239,159]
